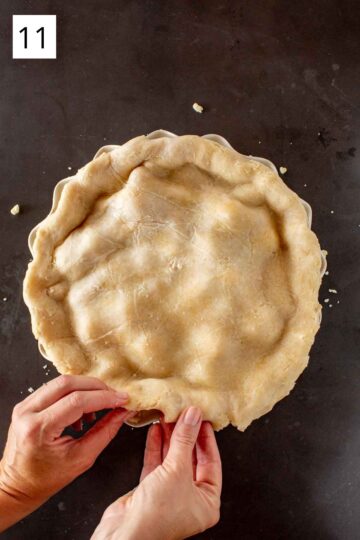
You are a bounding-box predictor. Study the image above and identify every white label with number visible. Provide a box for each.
[12,15,56,59]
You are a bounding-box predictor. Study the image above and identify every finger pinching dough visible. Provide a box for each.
[24,134,325,430]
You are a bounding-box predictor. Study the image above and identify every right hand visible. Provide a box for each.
[92,407,222,540]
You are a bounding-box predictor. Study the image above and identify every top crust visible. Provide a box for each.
[23,135,323,430]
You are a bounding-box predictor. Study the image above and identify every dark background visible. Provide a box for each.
[1,1,359,539]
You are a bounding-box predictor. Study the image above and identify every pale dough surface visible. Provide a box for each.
[24,135,323,430]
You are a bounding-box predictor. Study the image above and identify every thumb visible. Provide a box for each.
[165,407,202,467]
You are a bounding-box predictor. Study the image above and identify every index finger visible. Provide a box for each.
[160,416,175,460]
[195,422,222,493]
[140,423,163,481]
[40,389,129,434]
[21,375,109,412]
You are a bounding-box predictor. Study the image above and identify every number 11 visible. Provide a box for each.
[19,26,45,49]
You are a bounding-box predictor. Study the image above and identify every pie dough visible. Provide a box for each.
[24,133,325,430]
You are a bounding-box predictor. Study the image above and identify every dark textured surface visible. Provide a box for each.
[1,1,359,539]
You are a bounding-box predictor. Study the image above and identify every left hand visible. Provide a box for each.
[0,374,133,531]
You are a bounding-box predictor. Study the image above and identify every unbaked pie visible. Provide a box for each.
[24,131,325,430]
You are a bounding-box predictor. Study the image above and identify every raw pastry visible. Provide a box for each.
[24,134,324,430]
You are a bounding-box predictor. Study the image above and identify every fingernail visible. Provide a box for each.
[183,406,202,426]
[114,391,128,401]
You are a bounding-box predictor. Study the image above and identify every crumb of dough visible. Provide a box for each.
[329,289,338,294]
[325,271,329,276]
[304,184,307,187]
[10,204,20,215]
[58,502,66,511]
[67,166,72,171]
[330,210,334,214]
[329,304,333,308]
[192,102,204,113]
[279,166,287,174]
[3,297,7,302]
[28,387,34,393]
[324,298,330,303]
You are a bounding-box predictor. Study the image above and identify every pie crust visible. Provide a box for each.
[24,131,325,430]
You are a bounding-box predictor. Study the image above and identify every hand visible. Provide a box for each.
[0,375,134,531]
[92,407,222,540]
